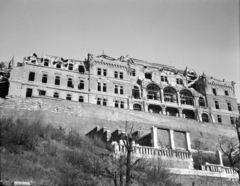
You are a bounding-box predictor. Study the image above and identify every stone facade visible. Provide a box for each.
[7,53,239,125]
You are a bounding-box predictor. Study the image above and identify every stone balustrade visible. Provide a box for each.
[201,163,238,175]
[117,144,192,159]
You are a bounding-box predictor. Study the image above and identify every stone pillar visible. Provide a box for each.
[162,106,166,115]
[177,91,181,106]
[169,130,175,150]
[144,103,149,112]
[217,150,223,166]
[198,112,203,122]
[186,132,191,151]
[160,89,165,104]
[151,126,158,148]
[195,97,199,107]
[178,108,183,118]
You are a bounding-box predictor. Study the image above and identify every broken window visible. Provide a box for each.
[215,100,219,109]
[230,117,235,124]
[103,83,107,92]
[26,88,32,98]
[120,72,123,79]
[217,115,222,123]
[198,97,205,107]
[78,80,84,90]
[44,59,49,66]
[66,94,71,100]
[103,99,107,106]
[79,96,84,102]
[120,86,124,95]
[97,98,101,105]
[42,74,48,84]
[227,102,232,111]
[212,88,217,96]
[120,101,124,108]
[147,84,160,100]
[97,82,101,91]
[53,92,59,98]
[225,90,229,96]
[176,78,183,85]
[132,86,140,99]
[133,104,142,111]
[145,73,151,80]
[79,65,85,73]
[164,87,177,103]
[55,76,60,85]
[131,69,136,76]
[115,100,119,108]
[67,78,73,88]
[202,113,209,123]
[28,72,35,81]
[39,90,46,96]
[97,68,101,75]
[114,71,118,78]
[103,69,107,76]
[68,64,73,70]
[115,85,118,94]
[180,90,193,106]
[56,63,61,69]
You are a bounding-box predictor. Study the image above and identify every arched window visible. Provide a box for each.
[164,87,177,103]
[202,113,209,123]
[198,97,205,107]
[132,86,140,99]
[147,84,160,100]
[133,104,142,111]
[180,90,193,106]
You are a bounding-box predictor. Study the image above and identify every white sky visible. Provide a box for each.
[0,0,239,101]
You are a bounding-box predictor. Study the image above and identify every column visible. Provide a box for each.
[177,91,181,106]
[144,103,149,112]
[186,132,191,151]
[195,97,199,107]
[217,150,223,166]
[178,108,183,118]
[151,126,158,148]
[161,106,166,115]
[160,89,165,104]
[210,113,215,123]
[169,130,175,150]
[198,111,203,122]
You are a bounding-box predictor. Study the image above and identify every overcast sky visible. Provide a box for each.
[0,0,239,102]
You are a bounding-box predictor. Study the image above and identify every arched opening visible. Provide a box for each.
[202,113,209,123]
[198,97,205,107]
[147,84,160,100]
[148,105,162,114]
[183,109,195,119]
[180,90,194,106]
[132,86,140,99]
[133,104,142,111]
[164,87,177,103]
[166,107,178,117]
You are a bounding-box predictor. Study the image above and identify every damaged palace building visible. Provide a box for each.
[4,53,240,124]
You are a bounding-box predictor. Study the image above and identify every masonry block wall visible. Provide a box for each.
[0,97,237,151]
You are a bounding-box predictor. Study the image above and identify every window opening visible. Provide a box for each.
[56,63,61,69]
[79,96,84,102]
[120,86,124,95]
[114,71,118,78]
[42,74,48,83]
[54,92,59,98]
[66,94,71,100]
[103,69,107,76]
[79,65,85,73]
[79,80,84,90]
[230,117,235,124]
[115,85,118,94]
[103,99,107,106]
[97,98,101,105]
[55,76,60,85]
[120,101,124,108]
[133,104,141,111]
[202,113,209,123]
[131,69,136,76]
[44,59,49,66]
[67,78,73,88]
[132,86,140,99]
[217,115,222,123]
[227,102,232,111]
[212,88,217,96]
[97,82,101,91]
[215,101,219,109]
[97,68,101,75]
[120,72,123,79]
[180,90,193,105]
[103,83,107,92]
[198,97,205,107]
[164,87,177,103]
[26,88,32,98]
[147,84,160,100]
[28,72,35,81]
[225,90,229,96]
[145,73,152,80]
[68,64,73,70]
[39,90,46,96]
[115,100,119,108]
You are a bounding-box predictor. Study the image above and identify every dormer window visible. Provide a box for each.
[44,59,49,66]
[161,75,167,82]
[176,78,183,85]
[145,73,151,80]
[56,63,61,69]
[225,90,229,96]
[68,64,73,70]
[79,65,85,73]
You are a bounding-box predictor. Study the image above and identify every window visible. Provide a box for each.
[120,72,123,79]
[42,74,48,83]
[164,87,177,103]
[114,71,118,78]
[97,68,101,75]
[103,99,107,106]
[68,64,73,70]
[198,97,205,107]
[44,59,49,66]
[133,104,141,111]
[79,65,85,73]
[131,69,136,76]
[147,84,160,100]
[212,88,217,96]
[28,72,35,81]
[176,78,183,85]
[26,88,32,97]
[217,115,222,123]
[202,113,209,123]
[227,102,232,111]
[180,90,193,105]
[39,90,46,96]
[225,90,229,96]
[79,96,84,102]
[115,85,118,94]
[53,92,59,98]
[67,78,73,88]
[66,94,71,100]
[215,101,219,109]
[103,83,107,92]
[55,76,60,85]
[145,73,152,80]
[230,117,235,124]
[78,80,84,90]
[161,76,168,82]
[56,63,61,69]
[132,86,140,99]
[115,100,119,108]
[103,69,107,76]
[120,101,124,108]
[97,98,101,105]
[97,82,101,91]
[120,86,124,95]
